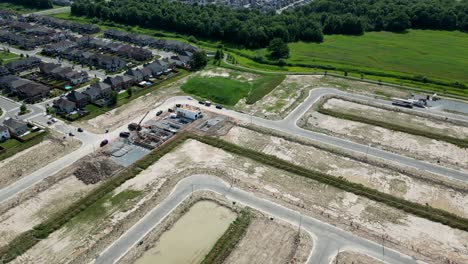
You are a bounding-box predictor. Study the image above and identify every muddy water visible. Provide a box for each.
[134,201,236,264]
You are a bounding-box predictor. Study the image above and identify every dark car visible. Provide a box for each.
[175,103,181,107]
[168,108,174,113]
[119,132,130,138]
[198,100,205,104]
[69,132,75,136]
[47,121,52,125]
[100,139,109,147]
[215,105,223,109]
[156,110,163,116]
[77,128,83,132]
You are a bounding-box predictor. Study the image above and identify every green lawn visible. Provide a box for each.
[0,51,20,65]
[181,74,286,106]
[0,132,46,161]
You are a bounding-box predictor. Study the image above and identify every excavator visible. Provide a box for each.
[128,111,150,131]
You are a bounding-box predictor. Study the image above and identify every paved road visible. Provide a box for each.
[94,174,422,264]
[1,88,468,204]
[29,6,70,16]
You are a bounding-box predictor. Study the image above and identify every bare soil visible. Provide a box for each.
[0,132,81,189]
[334,251,384,264]
[234,75,412,120]
[222,126,468,218]
[299,110,468,172]
[0,154,121,248]
[323,98,468,140]
[11,139,468,264]
[225,217,311,264]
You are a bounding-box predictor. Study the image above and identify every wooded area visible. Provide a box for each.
[71,0,468,48]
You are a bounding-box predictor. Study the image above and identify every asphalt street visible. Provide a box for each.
[94,174,422,264]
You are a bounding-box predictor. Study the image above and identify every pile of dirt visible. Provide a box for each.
[74,156,122,184]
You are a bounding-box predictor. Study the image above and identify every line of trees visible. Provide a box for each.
[71,0,468,48]
[0,0,53,9]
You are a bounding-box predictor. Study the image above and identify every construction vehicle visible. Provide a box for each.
[128,111,150,131]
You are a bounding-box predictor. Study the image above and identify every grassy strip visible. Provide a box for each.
[246,75,286,104]
[193,135,468,231]
[317,107,468,149]
[200,209,251,264]
[0,133,187,263]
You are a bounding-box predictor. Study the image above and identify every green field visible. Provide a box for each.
[249,30,468,84]
[181,74,285,106]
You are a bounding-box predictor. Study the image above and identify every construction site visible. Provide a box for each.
[0,67,467,264]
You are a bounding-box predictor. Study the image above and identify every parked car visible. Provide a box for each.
[119,132,130,138]
[215,105,223,109]
[77,128,83,132]
[69,132,75,136]
[168,108,174,113]
[198,100,205,104]
[100,139,109,147]
[204,101,211,107]
[156,110,163,116]
[175,103,181,107]
[47,121,52,125]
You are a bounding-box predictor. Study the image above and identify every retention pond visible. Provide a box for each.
[133,200,236,264]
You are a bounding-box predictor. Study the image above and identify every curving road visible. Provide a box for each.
[1,87,468,204]
[93,174,422,264]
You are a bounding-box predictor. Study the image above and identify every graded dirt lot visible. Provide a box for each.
[299,109,468,172]
[222,126,468,218]
[0,154,121,248]
[334,251,384,264]
[225,216,311,264]
[323,98,468,140]
[0,133,81,189]
[11,138,468,264]
[234,75,412,120]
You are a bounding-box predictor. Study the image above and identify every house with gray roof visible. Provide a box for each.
[3,117,28,136]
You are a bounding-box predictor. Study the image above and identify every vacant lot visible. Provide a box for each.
[0,133,81,189]
[0,51,20,64]
[300,109,468,172]
[323,98,468,140]
[182,67,284,106]
[11,139,467,264]
[222,126,468,218]
[334,251,384,264]
[225,216,311,264]
[235,75,412,120]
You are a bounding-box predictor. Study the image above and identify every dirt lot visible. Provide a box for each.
[222,126,468,218]
[0,132,81,189]
[234,75,412,120]
[11,139,468,264]
[225,216,311,264]
[299,109,468,172]
[0,154,121,248]
[323,98,468,140]
[334,251,384,264]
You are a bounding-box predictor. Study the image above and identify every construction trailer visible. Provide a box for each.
[176,107,202,120]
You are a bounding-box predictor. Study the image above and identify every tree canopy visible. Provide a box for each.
[267,38,289,59]
[1,0,53,9]
[71,0,468,48]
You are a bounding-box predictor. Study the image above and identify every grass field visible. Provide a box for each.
[0,133,46,161]
[181,74,285,106]
[0,51,20,65]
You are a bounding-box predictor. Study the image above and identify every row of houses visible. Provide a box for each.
[103,29,200,54]
[52,57,182,113]
[0,75,50,103]
[43,43,127,72]
[27,15,100,35]
[0,29,67,50]
[3,57,41,74]
[77,37,153,62]
[0,117,28,141]
[39,62,90,85]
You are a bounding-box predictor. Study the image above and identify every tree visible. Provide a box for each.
[126,87,133,97]
[20,104,27,114]
[267,38,289,59]
[189,51,208,70]
[214,49,224,61]
[109,91,118,106]
[385,10,411,32]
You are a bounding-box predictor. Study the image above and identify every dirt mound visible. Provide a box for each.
[74,155,122,184]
